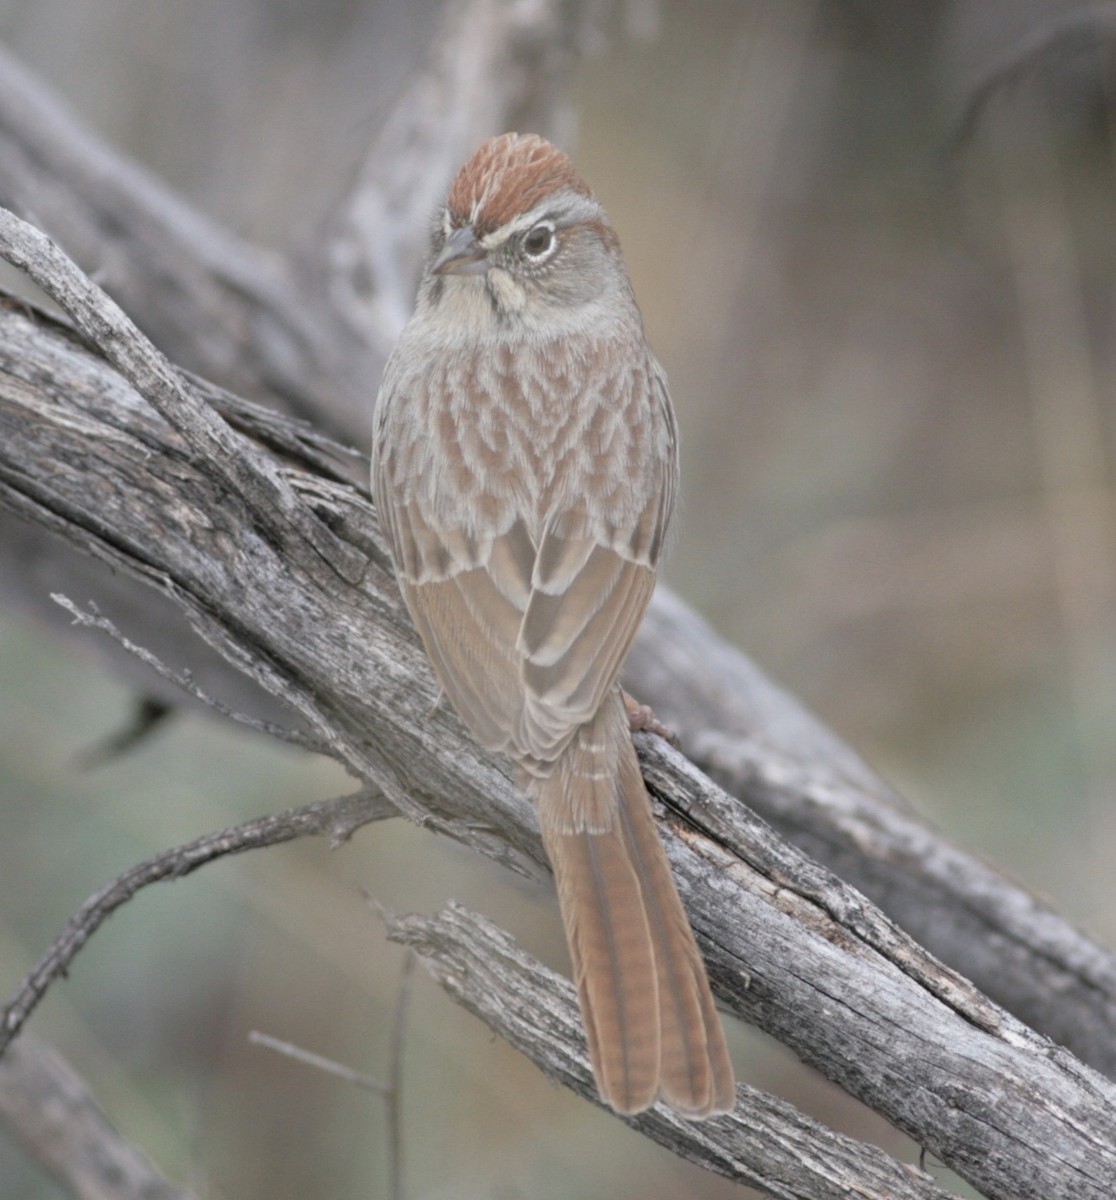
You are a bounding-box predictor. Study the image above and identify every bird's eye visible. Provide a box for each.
[522,221,557,261]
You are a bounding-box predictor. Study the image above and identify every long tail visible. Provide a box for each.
[530,693,735,1117]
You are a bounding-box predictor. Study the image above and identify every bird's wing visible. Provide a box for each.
[513,503,662,762]
[373,363,676,764]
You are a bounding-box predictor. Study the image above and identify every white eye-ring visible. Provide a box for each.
[521,220,557,262]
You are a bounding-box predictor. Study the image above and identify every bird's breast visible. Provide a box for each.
[378,327,669,548]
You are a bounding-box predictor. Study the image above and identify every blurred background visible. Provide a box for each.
[1,1,1115,1197]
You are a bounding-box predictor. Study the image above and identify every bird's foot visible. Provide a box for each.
[623,691,678,746]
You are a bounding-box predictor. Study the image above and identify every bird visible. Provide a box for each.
[371,132,735,1117]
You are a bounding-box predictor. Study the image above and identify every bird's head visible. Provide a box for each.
[421,133,631,333]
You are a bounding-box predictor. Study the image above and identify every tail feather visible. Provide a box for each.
[532,693,735,1117]
[615,740,736,1115]
[543,816,661,1113]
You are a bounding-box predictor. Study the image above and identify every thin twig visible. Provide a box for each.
[387,950,415,1200]
[247,1032,390,1094]
[0,789,395,1055]
[249,948,417,1200]
[53,593,325,752]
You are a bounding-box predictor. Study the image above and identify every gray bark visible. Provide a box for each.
[388,903,961,1200]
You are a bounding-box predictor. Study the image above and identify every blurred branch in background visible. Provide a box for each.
[249,949,417,1200]
[1,1,1115,1199]
[0,1036,201,1200]
[992,101,1116,811]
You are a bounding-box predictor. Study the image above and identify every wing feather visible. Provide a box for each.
[522,550,653,717]
[372,350,677,769]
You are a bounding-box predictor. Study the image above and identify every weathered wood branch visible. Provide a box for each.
[388,902,961,1200]
[0,37,1114,1090]
[3,216,1116,1199]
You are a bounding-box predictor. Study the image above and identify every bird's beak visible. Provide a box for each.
[431,225,489,276]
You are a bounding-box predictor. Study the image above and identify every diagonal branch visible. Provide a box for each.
[388,901,962,1200]
[0,788,394,1052]
[0,210,365,586]
[0,1036,201,1200]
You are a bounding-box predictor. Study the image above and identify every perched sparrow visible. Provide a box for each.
[372,133,734,1117]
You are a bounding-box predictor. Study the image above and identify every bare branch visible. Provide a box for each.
[0,209,365,586]
[388,901,961,1200]
[248,1032,391,1095]
[0,788,393,1053]
[0,1035,200,1200]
